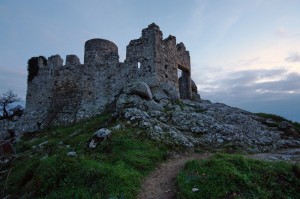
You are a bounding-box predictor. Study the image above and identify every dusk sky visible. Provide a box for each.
[0,0,300,121]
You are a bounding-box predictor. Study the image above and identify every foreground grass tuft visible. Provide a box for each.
[1,114,168,198]
[177,153,300,199]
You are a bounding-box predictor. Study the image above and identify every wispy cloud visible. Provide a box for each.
[285,52,300,63]
[232,57,261,68]
[275,27,289,37]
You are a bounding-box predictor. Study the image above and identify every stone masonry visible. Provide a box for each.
[17,23,200,132]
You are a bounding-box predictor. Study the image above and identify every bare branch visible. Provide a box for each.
[0,90,21,119]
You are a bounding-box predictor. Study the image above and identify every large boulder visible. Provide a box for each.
[124,82,153,100]
[152,83,179,102]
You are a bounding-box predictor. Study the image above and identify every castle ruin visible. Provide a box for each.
[19,23,200,131]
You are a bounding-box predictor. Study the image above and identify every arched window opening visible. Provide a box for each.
[177,68,182,78]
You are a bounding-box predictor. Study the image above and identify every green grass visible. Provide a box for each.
[3,112,300,199]
[177,153,300,199]
[1,114,168,198]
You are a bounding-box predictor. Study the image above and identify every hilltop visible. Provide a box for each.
[1,91,300,198]
[1,23,300,198]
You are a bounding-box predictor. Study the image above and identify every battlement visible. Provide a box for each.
[22,23,200,130]
[48,55,63,69]
[66,55,81,66]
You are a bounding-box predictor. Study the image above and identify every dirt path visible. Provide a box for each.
[137,153,211,199]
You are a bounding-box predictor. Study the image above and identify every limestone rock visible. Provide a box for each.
[89,128,112,149]
[67,151,77,156]
[124,82,153,100]
[89,140,97,148]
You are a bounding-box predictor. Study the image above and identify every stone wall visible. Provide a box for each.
[12,23,199,133]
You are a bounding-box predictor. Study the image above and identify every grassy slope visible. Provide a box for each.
[256,112,300,130]
[177,153,300,199]
[1,114,168,198]
[1,112,300,198]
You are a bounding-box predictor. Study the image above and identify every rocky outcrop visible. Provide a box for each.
[115,82,300,153]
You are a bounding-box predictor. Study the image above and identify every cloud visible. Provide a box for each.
[275,27,289,37]
[196,68,300,121]
[199,68,300,102]
[285,52,300,63]
[233,57,261,68]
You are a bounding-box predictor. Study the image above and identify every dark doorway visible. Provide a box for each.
[178,65,191,99]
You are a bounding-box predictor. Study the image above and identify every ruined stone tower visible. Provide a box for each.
[18,23,199,132]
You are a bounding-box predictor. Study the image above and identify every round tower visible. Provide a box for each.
[84,38,119,66]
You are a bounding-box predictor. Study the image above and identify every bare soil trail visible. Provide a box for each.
[137,153,211,199]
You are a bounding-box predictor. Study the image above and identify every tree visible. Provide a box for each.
[0,90,21,119]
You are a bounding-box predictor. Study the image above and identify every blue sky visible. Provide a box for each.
[0,0,300,121]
